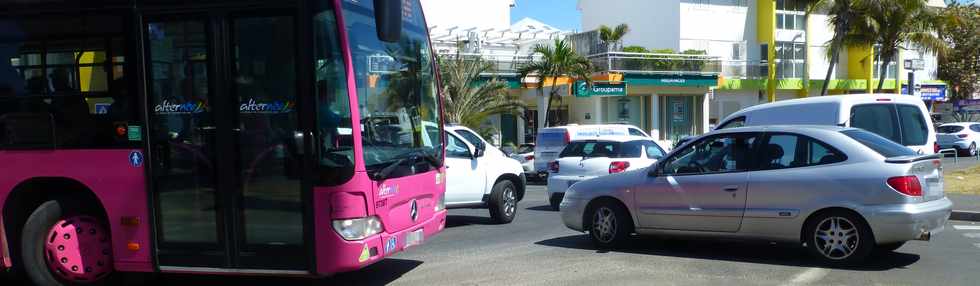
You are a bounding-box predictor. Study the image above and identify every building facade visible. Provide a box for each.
[421,0,948,148]
[577,0,947,146]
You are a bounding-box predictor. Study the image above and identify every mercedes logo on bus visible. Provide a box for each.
[410,199,418,222]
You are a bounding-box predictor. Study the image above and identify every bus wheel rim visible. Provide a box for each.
[44,215,114,283]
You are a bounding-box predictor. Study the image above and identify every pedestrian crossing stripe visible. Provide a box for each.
[952,225,980,230]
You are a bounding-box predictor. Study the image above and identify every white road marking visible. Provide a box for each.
[953,225,980,230]
[974,243,980,249]
[782,267,829,286]
[963,233,980,239]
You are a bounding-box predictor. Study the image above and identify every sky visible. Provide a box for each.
[510,0,976,32]
[510,0,582,32]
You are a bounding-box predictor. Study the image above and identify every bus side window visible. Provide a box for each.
[0,112,56,148]
[1,15,138,150]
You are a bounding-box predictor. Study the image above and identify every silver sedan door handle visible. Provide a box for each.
[722,186,740,192]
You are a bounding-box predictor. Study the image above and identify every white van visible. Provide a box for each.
[717,94,937,154]
[532,124,650,174]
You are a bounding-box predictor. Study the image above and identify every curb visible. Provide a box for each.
[951,210,980,222]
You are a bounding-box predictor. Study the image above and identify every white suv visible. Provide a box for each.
[444,125,526,223]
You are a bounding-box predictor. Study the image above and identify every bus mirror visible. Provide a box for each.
[374,0,402,43]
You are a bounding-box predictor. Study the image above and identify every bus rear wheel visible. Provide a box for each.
[21,200,114,285]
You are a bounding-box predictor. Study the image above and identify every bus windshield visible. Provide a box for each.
[342,0,443,178]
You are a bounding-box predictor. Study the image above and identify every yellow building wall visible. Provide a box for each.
[757,0,776,102]
[846,45,874,93]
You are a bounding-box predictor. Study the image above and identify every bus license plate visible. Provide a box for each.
[405,229,424,248]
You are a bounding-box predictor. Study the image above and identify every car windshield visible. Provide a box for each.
[537,132,566,147]
[517,144,535,154]
[342,1,443,176]
[560,141,620,158]
[842,129,916,158]
[938,125,964,134]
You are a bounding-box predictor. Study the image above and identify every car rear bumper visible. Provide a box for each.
[547,175,596,195]
[864,197,952,244]
[938,141,972,150]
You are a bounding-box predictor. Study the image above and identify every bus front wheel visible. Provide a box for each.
[21,200,114,285]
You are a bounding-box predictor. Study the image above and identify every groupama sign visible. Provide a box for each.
[574,81,627,97]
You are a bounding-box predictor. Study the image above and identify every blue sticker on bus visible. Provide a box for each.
[94,103,111,114]
[384,236,397,254]
[129,151,144,167]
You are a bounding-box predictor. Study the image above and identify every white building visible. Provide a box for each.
[421,0,574,146]
[578,0,947,138]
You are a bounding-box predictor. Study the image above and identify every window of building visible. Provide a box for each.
[775,41,806,78]
[776,0,806,31]
[872,45,898,80]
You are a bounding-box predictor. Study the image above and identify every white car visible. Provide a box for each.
[718,94,937,154]
[533,124,651,175]
[937,122,980,157]
[444,125,527,223]
[546,136,665,210]
[508,143,536,175]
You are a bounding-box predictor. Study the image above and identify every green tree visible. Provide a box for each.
[518,39,594,127]
[621,45,649,71]
[850,0,947,92]
[936,2,980,102]
[649,48,676,72]
[598,24,630,52]
[438,53,524,130]
[806,0,863,96]
[676,49,709,73]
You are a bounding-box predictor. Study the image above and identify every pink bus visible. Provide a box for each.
[0,0,447,284]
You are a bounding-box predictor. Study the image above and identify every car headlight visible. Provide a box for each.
[435,194,445,212]
[332,216,383,241]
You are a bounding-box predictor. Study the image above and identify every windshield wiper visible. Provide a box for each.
[369,150,441,180]
[370,157,410,180]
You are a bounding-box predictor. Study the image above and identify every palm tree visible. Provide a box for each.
[518,39,594,128]
[439,53,524,130]
[806,0,861,96]
[852,0,947,92]
[598,24,630,52]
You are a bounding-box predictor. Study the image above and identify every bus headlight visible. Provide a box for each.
[332,216,383,241]
[435,194,445,212]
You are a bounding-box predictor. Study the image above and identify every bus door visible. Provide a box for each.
[144,8,313,271]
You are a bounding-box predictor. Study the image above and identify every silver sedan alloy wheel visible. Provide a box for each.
[592,206,617,243]
[813,216,860,260]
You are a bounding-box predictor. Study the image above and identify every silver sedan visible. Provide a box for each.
[560,125,952,265]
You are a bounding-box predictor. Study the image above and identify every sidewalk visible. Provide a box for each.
[948,194,980,222]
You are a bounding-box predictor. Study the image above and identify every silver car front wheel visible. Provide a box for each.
[592,207,617,243]
[587,200,632,249]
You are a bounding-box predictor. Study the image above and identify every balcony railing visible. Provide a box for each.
[438,53,539,76]
[721,60,768,79]
[588,52,722,76]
